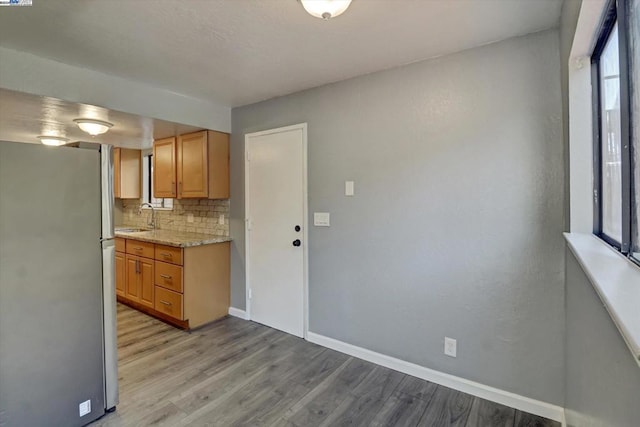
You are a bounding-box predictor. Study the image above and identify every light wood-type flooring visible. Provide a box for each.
[91,304,559,427]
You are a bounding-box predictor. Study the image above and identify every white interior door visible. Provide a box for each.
[246,124,307,338]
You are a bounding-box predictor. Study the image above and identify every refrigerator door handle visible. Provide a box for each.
[101,239,118,410]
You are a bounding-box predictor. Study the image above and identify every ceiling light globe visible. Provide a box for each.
[74,118,113,136]
[37,136,69,146]
[300,0,352,20]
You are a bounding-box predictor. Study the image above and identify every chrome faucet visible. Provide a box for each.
[139,203,157,229]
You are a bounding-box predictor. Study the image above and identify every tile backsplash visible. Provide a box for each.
[117,198,229,236]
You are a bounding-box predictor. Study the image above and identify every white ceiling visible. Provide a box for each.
[0,0,563,108]
[0,89,201,149]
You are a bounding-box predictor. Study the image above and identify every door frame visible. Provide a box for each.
[244,123,309,338]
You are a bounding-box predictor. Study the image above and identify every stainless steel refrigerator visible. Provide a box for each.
[0,141,118,426]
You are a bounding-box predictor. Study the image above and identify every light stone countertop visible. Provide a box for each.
[115,227,231,248]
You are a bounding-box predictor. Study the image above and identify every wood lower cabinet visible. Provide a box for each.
[115,251,126,297]
[124,254,154,309]
[116,237,230,329]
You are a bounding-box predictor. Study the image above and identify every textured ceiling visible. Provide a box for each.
[0,0,563,108]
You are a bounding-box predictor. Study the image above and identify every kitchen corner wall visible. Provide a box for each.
[231,29,565,405]
[117,198,229,236]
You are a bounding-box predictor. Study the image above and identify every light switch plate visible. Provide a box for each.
[218,214,225,225]
[314,212,330,227]
[187,213,194,223]
[345,181,354,196]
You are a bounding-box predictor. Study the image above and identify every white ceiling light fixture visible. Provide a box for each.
[37,135,69,146]
[73,118,113,136]
[300,0,352,20]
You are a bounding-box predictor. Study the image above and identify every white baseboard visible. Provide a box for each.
[228,307,248,320]
[306,331,564,423]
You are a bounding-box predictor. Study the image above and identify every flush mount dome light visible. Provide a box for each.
[37,135,69,146]
[73,118,113,136]
[300,0,352,20]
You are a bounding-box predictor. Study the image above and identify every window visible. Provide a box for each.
[592,0,639,264]
[630,0,640,260]
[142,153,173,209]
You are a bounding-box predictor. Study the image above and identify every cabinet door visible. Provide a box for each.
[207,131,230,199]
[139,258,155,308]
[120,149,141,199]
[115,252,126,297]
[125,255,140,302]
[177,131,208,198]
[114,147,121,199]
[153,137,177,198]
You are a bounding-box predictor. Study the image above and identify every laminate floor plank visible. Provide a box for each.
[396,374,439,401]
[214,348,350,427]
[465,397,516,427]
[370,390,431,427]
[417,385,474,427]
[318,366,405,427]
[91,305,561,427]
[514,410,561,427]
[284,358,377,426]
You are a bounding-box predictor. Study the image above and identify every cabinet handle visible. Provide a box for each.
[159,300,172,306]
[160,274,172,279]
[134,247,143,251]
[161,253,172,259]
[135,259,139,274]
[178,182,182,195]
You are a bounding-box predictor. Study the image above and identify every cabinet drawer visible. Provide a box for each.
[155,261,183,293]
[155,287,183,320]
[115,237,126,253]
[155,244,183,265]
[126,240,154,258]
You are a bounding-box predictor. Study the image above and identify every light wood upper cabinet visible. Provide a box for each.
[177,131,208,198]
[114,147,121,199]
[207,130,230,199]
[113,148,141,199]
[153,137,177,198]
[152,130,229,200]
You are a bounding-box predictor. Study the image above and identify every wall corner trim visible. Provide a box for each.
[306,331,565,423]
[228,307,248,320]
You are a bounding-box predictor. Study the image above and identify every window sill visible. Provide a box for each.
[565,232,640,363]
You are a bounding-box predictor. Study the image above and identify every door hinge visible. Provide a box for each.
[246,218,252,231]
[246,150,250,162]
[248,288,252,299]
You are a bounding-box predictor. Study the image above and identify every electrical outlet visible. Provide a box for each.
[79,400,91,417]
[218,214,225,225]
[187,213,194,223]
[444,337,457,358]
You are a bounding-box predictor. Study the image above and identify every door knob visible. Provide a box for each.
[292,239,301,247]
[295,225,301,232]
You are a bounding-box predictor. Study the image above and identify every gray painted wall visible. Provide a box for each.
[0,47,231,133]
[565,249,640,426]
[230,30,565,404]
